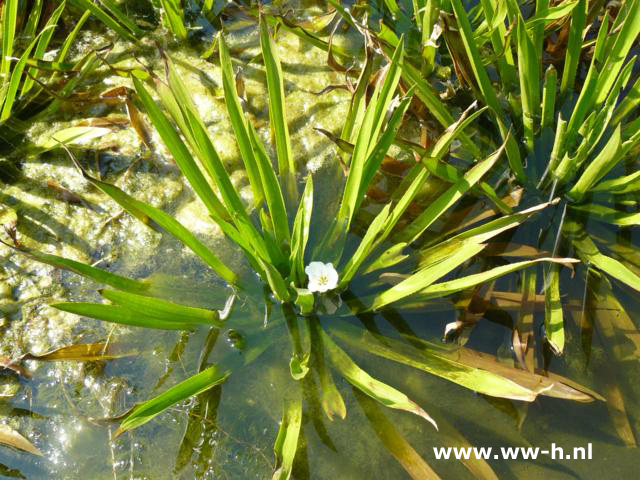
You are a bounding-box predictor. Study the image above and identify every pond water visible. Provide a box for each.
[1,1,639,479]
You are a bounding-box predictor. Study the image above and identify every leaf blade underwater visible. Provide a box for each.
[68,154,239,287]
[332,323,601,403]
[117,365,230,435]
[272,392,303,480]
[322,330,438,429]
[0,425,42,456]
[3,243,148,294]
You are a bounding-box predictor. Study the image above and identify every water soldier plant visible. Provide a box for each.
[411,0,640,356]
[1,9,608,478]
[2,0,640,477]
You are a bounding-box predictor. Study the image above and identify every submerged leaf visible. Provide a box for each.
[322,330,437,429]
[117,366,230,435]
[23,343,135,362]
[354,390,442,480]
[544,265,565,354]
[273,393,303,480]
[332,324,602,403]
[0,426,42,456]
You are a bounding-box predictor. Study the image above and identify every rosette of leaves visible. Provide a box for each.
[0,1,109,153]
[3,15,602,479]
[354,0,640,358]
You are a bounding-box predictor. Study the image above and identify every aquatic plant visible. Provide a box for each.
[345,0,640,447]
[0,1,95,151]
[2,0,640,477]
[1,7,606,476]
[416,0,640,353]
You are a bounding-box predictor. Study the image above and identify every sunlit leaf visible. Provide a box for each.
[117,366,230,435]
[322,330,437,429]
[0,426,42,456]
[332,324,602,403]
[53,302,192,330]
[100,289,224,327]
[272,392,303,480]
[371,243,486,311]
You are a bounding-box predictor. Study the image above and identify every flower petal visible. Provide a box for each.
[308,279,321,293]
[305,261,324,279]
[325,265,339,289]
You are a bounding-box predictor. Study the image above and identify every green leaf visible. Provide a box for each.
[375,104,496,247]
[357,93,413,210]
[568,221,640,292]
[53,303,191,330]
[593,0,640,105]
[570,204,640,227]
[259,15,296,182]
[376,24,484,159]
[53,10,90,70]
[332,323,599,402]
[289,352,310,380]
[159,0,187,39]
[340,43,374,147]
[256,256,291,303]
[248,121,290,255]
[399,136,508,243]
[560,0,587,95]
[591,171,640,194]
[479,0,516,87]
[371,243,486,311]
[428,200,554,250]
[322,330,437,429]
[293,287,314,315]
[69,0,140,43]
[272,393,303,480]
[362,243,409,275]
[117,366,230,435]
[339,204,391,288]
[289,176,314,285]
[4,243,148,293]
[515,10,540,151]
[526,0,579,26]
[413,257,578,300]
[612,73,640,125]
[68,153,239,286]
[544,264,564,354]
[219,34,265,208]
[20,1,65,97]
[567,124,623,200]
[541,65,557,132]
[132,76,230,222]
[35,126,111,152]
[0,28,43,121]
[161,61,276,266]
[310,321,346,421]
[0,0,18,108]
[450,0,524,180]
[562,14,610,151]
[338,41,404,231]
[100,290,224,327]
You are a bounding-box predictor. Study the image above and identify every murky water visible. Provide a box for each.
[1,1,639,479]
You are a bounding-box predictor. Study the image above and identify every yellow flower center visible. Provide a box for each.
[317,274,328,286]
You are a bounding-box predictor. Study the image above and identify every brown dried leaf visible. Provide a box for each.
[0,426,42,456]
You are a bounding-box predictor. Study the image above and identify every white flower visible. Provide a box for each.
[305,262,339,293]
